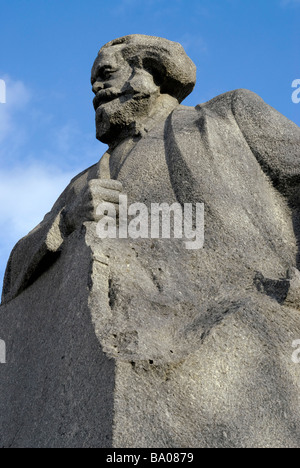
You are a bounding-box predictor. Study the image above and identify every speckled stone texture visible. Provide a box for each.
[1,36,300,448]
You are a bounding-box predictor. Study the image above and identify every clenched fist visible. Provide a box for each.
[62,178,123,234]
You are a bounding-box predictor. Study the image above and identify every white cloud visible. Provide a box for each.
[0,76,31,144]
[0,163,75,289]
[0,77,97,289]
[0,78,70,271]
[0,164,74,237]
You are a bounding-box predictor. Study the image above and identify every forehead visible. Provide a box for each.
[91,46,125,77]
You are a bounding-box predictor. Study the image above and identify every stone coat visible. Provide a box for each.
[3,89,300,308]
[1,89,300,448]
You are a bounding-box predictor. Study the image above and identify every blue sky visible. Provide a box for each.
[0,0,299,290]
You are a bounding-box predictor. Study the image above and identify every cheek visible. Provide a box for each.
[129,73,158,95]
[109,67,133,89]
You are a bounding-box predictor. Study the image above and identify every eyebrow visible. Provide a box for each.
[91,65,116,84]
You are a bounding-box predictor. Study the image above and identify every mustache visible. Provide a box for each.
[93,87,134,111]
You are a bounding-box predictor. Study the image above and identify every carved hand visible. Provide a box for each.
[62,178,123,235]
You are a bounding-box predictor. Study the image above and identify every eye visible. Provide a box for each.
[98,67,115,81]
[101,71,111,80]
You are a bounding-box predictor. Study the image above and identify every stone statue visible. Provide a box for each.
[1,35,300,448]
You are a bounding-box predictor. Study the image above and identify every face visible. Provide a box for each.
[91,46,161,144]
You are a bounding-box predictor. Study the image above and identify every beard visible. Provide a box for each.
[95,90,159,145]
[94,66,162,145]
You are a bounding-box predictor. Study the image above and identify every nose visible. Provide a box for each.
[92,81,104,95]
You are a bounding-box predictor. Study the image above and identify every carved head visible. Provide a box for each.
[91,34,196,144]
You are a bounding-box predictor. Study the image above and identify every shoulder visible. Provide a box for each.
[230,88,262,101]
[229,89,266,113]
[196,89,263,115]
[168,90,260,129]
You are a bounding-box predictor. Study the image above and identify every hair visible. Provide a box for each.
[99,34,197,103]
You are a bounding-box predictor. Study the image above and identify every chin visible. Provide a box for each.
[96,119,123,145]
[96,129,111,144]
[95,106,113,143]
[95,104,131,144]
[96,120,113,144]
[95,96,149,144]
